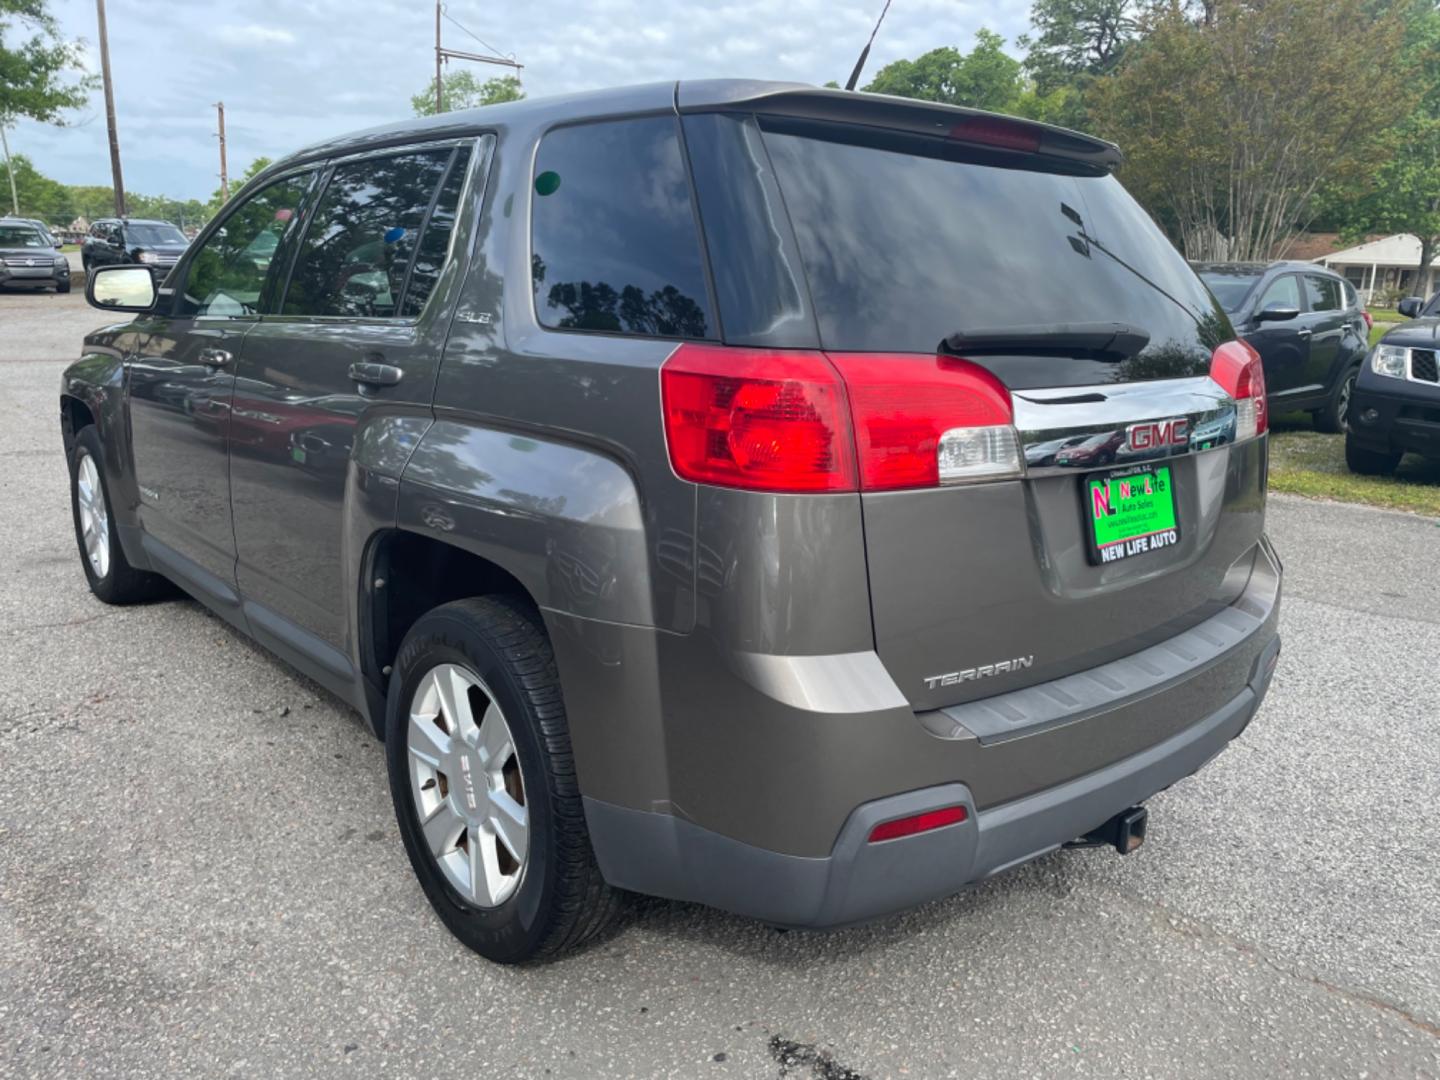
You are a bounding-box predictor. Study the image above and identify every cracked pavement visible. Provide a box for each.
[2,288,1438,1078]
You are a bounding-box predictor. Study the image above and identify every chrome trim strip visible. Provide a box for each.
[1013,376,1241,475]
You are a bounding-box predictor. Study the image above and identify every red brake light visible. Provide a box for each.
[1361,309,1373,330]
[828,354,1016,491]
[661,346,1021,494]
[1210,338,1268,438]
[868,804,969,843]
[661,344,856,492]
[948,116,1042,154]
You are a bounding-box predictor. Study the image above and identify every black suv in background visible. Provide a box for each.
[1346,291,1440,473]
[0,217,70,293]
[82,218,189,281]
[1194,261,1370,432]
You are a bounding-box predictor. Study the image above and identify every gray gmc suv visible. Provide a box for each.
[61,81,1282,963]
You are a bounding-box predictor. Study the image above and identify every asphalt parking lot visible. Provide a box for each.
[2,285,1438,1080]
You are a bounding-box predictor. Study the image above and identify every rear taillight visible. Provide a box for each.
[660,345,856,493]
[660,345,1021,493]
[828,353,1019,490]
[1210,339,1268,441]
[1362,309,1374,331]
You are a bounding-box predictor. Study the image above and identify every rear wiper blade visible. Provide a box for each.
[942,322,1151,359]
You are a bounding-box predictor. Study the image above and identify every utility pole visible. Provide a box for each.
[214,101,229,203]
[0,122,20,217]
[432,2,523,115]
[95,0,126,217]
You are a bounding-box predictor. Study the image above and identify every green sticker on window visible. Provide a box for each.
[534,170,561,197]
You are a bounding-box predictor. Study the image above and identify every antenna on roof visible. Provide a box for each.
[844,0,893,92]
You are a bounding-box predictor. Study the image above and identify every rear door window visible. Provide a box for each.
[399,146,472,317]
[1257,274,1302,311]
[1304,274,1342,312]
[283,148,453,318]
[754,118,1229,387]
[531,117,713,339]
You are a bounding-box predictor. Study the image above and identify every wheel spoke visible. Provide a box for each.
[434,665,477,738]
[407,712,451,769]
[489,789,528,862]
[473,826,505,905]
[476,702,512,770]
[419,801,464,858]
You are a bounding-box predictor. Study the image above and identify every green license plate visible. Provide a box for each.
[1085,466,1180,565]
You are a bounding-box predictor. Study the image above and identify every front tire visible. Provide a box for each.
[385,597,620,963]
[68,426,170,604]
[1344,433,1401,476]
[57,277,71,294]
[1313,365,1359,433]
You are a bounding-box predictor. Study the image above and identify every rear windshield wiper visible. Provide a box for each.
[942,322,1151,359]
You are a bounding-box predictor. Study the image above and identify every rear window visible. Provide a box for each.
[531,117,713,340]
[1304,274,1342,313]
[1197,269,1263,313]
[756,119,1229,386]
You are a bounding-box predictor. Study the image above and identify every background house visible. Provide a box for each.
[1314,234,1435,304]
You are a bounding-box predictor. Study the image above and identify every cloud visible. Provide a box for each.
[212,23,298,47]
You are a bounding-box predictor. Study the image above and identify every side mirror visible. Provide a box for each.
[1254,303,1300,323]
[87,265,156,313]
[1397,296,1423,318]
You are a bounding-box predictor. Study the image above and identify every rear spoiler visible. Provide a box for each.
[675,80,1122,173]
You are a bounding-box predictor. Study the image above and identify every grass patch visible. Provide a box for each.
[1269,413,1440,516]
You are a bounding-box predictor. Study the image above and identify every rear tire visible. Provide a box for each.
[1313,365,1358,433]
[68,426,171,604]
[1344,434,1401,476]
[385,596,621,963]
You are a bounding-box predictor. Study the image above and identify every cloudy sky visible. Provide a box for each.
[10,0,1032,202]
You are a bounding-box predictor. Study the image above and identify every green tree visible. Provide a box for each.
[1322,1,1440,294]
[1,0,96,215]
[1091,0,1411,262]
[863,31,1024,113]
[411,71,523,116]
[0,150,68,220]
[207,156,273,217]
[1020,0,1142,92]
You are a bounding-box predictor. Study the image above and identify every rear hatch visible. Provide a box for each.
[686,102,1267,712]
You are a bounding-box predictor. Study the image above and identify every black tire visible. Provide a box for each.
[56,278,71,294]
[1344,433,1401,476]
[68,426,171,604]
[1313,364,1359,434]
[385,596,621,963]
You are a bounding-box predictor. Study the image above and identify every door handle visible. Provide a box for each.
[348,360,403,388]
[1296,329,1312,338]
[198,347,232,368]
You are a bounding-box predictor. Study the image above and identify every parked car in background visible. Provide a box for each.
[1194,261,1370,432]
[1345,291,1440,473]
[63,81,1281,963]
[81,218,189,282]
[0,217,70,293]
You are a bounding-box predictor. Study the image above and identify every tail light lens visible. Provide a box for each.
[868,804,969,843]
[828,353,1019,490]
[1210,339,1268,441]
[1362,309,1374,331]
[660,344,855,492]
[661,345,1021,493]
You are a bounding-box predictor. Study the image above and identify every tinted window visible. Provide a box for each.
[1258,275,1301,310]
[531,117,712,339]
[399,146,471,318]
[1304,274,1341,312]
[760,120,1230,387]
[127,223,186,246]
[284,149,452,318]
[182,172,314,317]
[0,225,46,247]
[1197,269,1262,313]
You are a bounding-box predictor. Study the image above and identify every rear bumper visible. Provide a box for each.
[572,536,1282,927]
[585,632,1278,927]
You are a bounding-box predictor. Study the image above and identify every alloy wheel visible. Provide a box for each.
[1338,373,1355,430]
[406,663,529,908]
[76,451,110,579]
